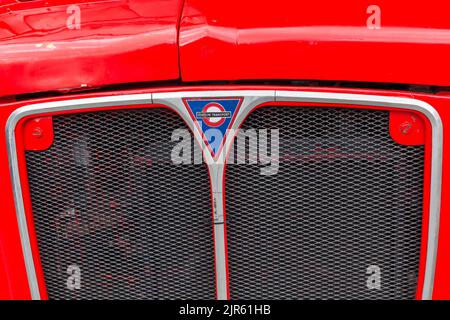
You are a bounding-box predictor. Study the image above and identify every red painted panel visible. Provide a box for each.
[0,0,183,97]
[22,117,54,151]
[389,111,426,146]
[418,92,450,300]
[0,102,31,299]
[179,0,450,86]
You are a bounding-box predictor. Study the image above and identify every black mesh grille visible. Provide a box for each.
[25,108,216,299]
[225,106,425,300]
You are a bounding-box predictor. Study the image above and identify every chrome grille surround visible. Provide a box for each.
[6,90,443,300]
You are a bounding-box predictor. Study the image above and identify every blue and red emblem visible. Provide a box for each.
[184,98,242,159]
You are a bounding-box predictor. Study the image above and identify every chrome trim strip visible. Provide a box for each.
[6,90,442,300]
[153,91,275,300]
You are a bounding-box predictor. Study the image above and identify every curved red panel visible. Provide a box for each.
[0,0,183,97]
[179,0,450,86]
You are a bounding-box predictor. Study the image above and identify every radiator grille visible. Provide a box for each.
[225,106,425,299]
[25,108,216,299]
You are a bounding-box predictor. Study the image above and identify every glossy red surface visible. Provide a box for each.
[0,0,183,97]
[0,0,449,301]
[3,1,450,98]
[179,0,450,86]
[0,85,448,300]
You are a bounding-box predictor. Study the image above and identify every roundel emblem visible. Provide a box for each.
[201,102,227,127]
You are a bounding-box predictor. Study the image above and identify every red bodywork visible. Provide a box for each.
[179,0,450,86]
[0,0,450,299]
[0,0,183,97]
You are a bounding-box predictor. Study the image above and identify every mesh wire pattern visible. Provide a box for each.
[225,106,425,300]
[25,108,216,299]
[24,105,426,300]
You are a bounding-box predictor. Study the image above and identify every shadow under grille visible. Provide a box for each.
[225,106,425,300]
[25,108,216,299]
